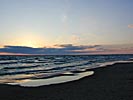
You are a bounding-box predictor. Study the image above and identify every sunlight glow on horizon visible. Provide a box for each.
[0,0,133,54]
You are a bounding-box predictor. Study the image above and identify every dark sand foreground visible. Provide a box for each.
[0,63,133,100]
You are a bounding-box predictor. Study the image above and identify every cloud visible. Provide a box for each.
[54,44,100,50]
[128,24,133,28]
[0,44,101,55]
[0,46,43,54]
[1,44,133,55]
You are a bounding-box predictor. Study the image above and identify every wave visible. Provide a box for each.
[11,71,94,87]
[0,55,133,86]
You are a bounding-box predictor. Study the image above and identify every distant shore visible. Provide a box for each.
[0,62,133,100]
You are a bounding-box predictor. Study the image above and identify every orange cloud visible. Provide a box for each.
[0,52,30,55]
[128,24,133,28]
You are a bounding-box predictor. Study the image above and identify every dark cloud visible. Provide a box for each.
[55,44,101,50]
[0,44,101,55]
[1,45,43,54]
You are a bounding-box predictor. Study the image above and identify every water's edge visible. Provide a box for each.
[7,60,133,87]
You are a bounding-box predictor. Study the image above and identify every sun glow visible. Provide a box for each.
[19,39,42,48]
[9,33,45,48]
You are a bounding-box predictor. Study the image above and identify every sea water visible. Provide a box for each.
[0,54,133,87]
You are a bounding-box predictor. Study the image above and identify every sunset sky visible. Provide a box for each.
[0,0,133,55]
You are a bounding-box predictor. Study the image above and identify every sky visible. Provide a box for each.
[0,0,133,55]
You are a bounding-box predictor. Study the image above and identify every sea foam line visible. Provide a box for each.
[19,71,94,87]
[5,60,133,87]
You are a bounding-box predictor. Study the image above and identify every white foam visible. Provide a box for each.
[129,58,133,60]
[99,61,116,67]
[99,60,133,68]
[4,60,133,87]
[62,71,74,75]
[18,71,94,87]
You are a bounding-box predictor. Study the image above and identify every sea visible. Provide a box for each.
[0,54,133,87]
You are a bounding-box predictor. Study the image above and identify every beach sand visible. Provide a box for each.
[0,62,132,100]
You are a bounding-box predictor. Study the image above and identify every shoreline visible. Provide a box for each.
[0,62,133,100]
[3,60,133,87]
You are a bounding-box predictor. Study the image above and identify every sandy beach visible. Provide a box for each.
[0,62,132,100]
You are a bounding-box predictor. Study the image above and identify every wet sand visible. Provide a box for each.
[0,62,133,100]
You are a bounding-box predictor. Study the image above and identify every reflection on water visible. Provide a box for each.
[0,54,133,86]
[19,71,94,87]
